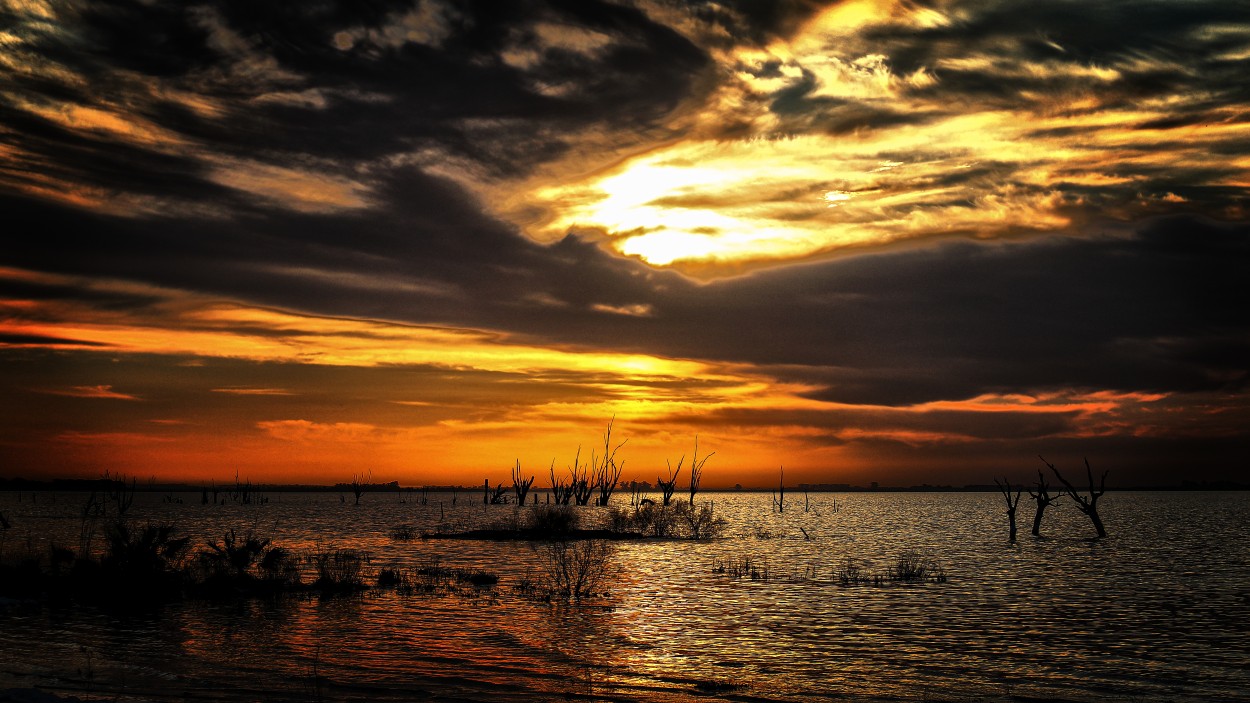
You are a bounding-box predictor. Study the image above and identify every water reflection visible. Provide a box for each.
[1,490,1248,701]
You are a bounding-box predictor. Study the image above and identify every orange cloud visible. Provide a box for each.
[42,384,141,400]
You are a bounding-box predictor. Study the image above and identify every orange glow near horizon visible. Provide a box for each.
[1,268,873,486]
[1,262,1231,487]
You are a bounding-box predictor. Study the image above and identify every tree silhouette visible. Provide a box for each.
[994,477,1022,542]
[1027,468,1059,536]
[1040,456,1108,538]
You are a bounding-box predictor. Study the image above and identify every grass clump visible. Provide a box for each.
[835,558,878,586]
[711,555,769,580]
[309,549,369,592]
[389,525,416,541]
[889,550,935,582]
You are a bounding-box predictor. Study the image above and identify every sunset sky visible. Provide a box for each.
[2,0,1248,488]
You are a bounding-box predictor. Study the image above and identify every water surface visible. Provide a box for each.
[1,489,1247,701]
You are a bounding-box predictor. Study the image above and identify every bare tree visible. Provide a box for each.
[687,436,714,506]
[772,466,785,513]
[512,460,535,505]
[994,477,1022,542]
[1041,456,1108,538]
[658,459,681,506]
[549,460,574,505]
[1027,468,1059,536]
[569,447,594,506]
[350,470,370,505]
[483,478,509,504]
[593,418,627,506]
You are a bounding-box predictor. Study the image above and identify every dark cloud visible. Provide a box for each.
[1,0,711,205]
[9,158,1248,410]
[3,1,1249,481]
[649,217,1250,405]
[879,1,1250,112]
[669,405,1081,442]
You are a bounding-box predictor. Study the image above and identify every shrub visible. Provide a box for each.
[258,546,301,587]
[674,501,726,540]
[309,549,369,591]
[605,506,639,534]
[889,550,931,582]
[527,504,579,536]
[200,529,271,581]
[100,521,190,586]
[835,558,866,585]
[377,567,410,590]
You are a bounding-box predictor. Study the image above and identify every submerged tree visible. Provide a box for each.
[484,479,508,504]
[549,460,574,505]
[350,470,370,506]
[1027,468,1059,536]
[994,477,1022,543]
[512,461,535,505]
[687,436,713,506]
[658,459,681,506]
[1041,456,1108,538]
[569,447,595,506]
[772,466,785,513]
[593,418,627,506]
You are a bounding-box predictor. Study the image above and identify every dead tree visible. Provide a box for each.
[350,470,370,505]
[593,419,627,506]
[569,447,594,506]
[658,458,681,506]
[482,478,509,504]
[994,477,1022,542]
[1041,456,1108,538]
[512,461,535,505]
[549,460,574,505]
[687,436,714,506]
[772,466,785,512]
[1027,468,1058,536]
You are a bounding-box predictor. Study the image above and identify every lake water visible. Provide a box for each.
[1,489,1247,702]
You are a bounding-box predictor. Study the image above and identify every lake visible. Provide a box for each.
[1,489,1247,701]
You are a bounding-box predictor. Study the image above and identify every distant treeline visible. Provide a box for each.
[0,478,474,493]
[1,477,1245,492]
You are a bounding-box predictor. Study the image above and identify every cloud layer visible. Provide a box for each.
[2,0,1248,485]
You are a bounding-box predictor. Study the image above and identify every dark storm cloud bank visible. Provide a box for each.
[4,2,1248,436]
[875,0,1250,100]
[0,0,709,198]
[8,157,1248,412]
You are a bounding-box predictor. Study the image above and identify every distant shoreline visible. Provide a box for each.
[1,477,1246,493]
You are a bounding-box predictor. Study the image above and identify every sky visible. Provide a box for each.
[2,0,1248,488]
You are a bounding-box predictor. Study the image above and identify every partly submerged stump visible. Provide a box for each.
[994,477,1022,543]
